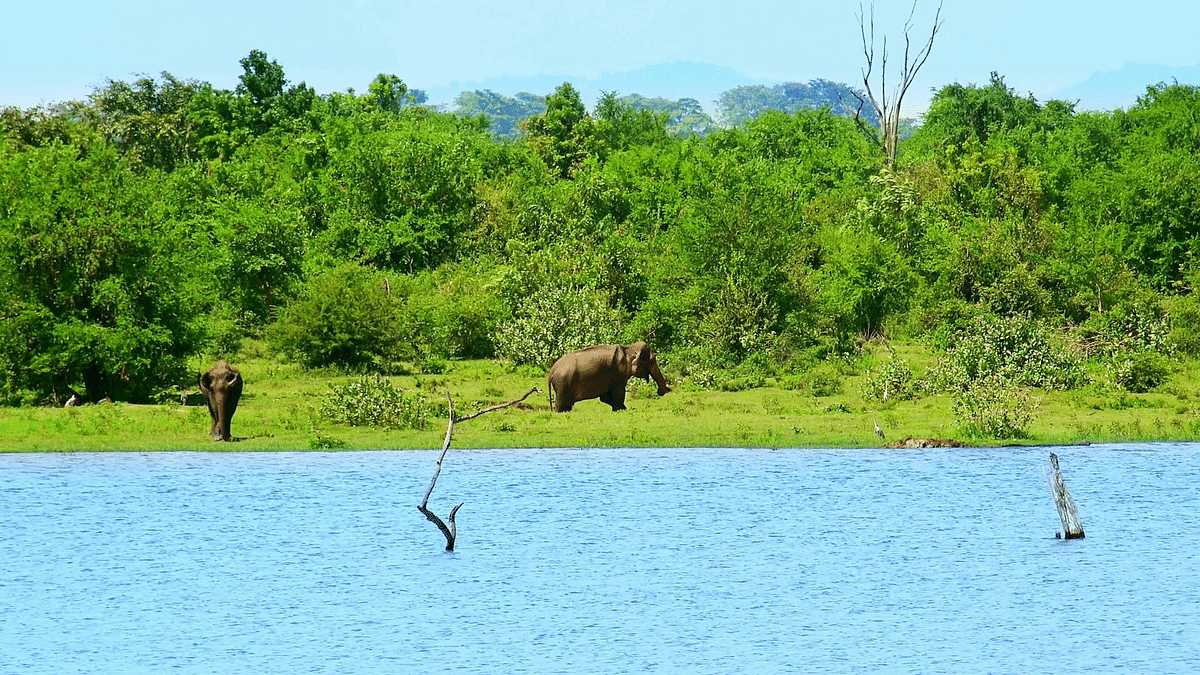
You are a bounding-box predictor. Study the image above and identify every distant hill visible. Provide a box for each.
[1052,61,1200,111]
[423,61,776,113]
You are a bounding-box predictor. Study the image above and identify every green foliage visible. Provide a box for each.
[522,83,591,178]
[952,374,1037,439]
[932,314,1085,392]
[782,365,843,397]
[1168,263,1200,356]
[268,263,397,371]
[1106,351,1173,393]
[860,358,918,402]
[617,94,718,136]
[86,72,205,171]
[321,374,430,430]
[716,80,879,128]
[1081,292,1174,357]
[454,90,547,139]
[0,136,202,403]
[9,54,1200,412]
[390,264,504,360]
[495,285,622,367]
[816,226,916,337]
[314,110,496,271]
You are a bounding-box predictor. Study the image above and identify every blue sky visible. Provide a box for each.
[4,0,1199,112]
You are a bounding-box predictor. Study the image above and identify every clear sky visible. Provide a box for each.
[4,0,1199,112]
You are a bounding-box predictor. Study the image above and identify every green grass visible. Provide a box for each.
[4,344,1200,452]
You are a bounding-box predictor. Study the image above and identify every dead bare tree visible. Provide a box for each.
[854,0,943,168]
[418,387,540,551]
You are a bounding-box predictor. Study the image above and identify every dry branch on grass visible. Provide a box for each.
[418,387,540,551]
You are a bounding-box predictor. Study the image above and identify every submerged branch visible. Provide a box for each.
[418,387,541,551]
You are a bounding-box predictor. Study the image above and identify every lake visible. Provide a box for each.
[2,444,1198,674]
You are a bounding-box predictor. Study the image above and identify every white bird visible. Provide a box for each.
[874,417,884,440]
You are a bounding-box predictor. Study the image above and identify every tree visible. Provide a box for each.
[366,74,410,114]
[522,83,592,178]
[453,90,546,139]
[86,72,204,171]
[855,0,943,167]
[235,50,315,134]
[716,80,879,128]
[591,91,670,154]
[268,263,398,370]
[0,137,202,404]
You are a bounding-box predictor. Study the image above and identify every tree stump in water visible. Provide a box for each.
[1048,452,1085,539]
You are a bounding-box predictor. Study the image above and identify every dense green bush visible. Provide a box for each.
[321,374,430,430]
[269,263,398,370]
[952,374,1037,439]
[391,265,504,360]
[1106,351,1173,393]
[0,136,202,403]
[931,314,1085,391]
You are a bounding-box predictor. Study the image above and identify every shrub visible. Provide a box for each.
[860,358,918,402]
[392,265,504,360]
[1107,351,1173,393]
[270,263,398,371]
[321,374,430,430]
[495,284,622,367]
[931,314,1085,391]
[952,374,1038,439]
[781,365,843,397]
[1083,294,1174,358]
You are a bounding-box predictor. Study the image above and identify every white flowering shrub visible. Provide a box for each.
[931,314,1085,392]
[495,285,622,367]
[952,374,1038,439]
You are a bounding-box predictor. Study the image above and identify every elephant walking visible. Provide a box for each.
[547,341,670,412]
[199,360,243,441]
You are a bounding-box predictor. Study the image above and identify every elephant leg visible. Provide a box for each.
[608,385,627,411]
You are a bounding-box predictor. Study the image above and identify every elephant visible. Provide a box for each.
[547,341,670,412]
[199,360,243,441]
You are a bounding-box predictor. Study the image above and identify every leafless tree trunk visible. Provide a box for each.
[418,387,540,551]
[854,0,943,168]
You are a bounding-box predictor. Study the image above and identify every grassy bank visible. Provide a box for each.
[3,344,1200,452]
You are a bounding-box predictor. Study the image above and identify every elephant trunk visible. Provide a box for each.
[648,358,670,396]
[213,396,239,441]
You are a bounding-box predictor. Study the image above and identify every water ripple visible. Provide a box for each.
[2,445,1198,673]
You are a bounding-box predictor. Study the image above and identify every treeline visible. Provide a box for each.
[454,78,879,138]
[2,51,1199,407]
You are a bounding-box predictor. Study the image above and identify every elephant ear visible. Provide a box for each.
[632,346,651,378]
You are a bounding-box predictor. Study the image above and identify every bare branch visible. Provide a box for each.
[856,0,943,168]
[418,387,542,551]
[454,387,540,424]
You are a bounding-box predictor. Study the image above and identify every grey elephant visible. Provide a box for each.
[199,360,243,441]
[547,341,670,412]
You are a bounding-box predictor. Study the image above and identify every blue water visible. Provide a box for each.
[2,444,1198,674]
